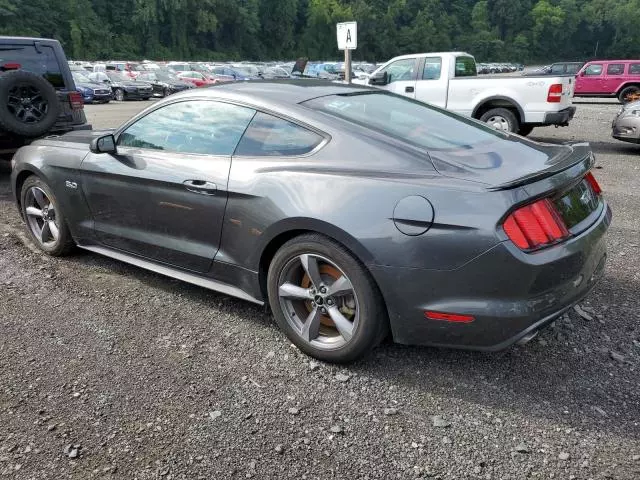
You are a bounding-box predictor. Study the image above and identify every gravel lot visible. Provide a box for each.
[1,98,639,479]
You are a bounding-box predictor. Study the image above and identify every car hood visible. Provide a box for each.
[621,100,640,113]
[76,82,104,89]
[428,135,593,189]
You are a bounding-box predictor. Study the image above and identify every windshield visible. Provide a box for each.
[72,72,92,83]
[303,92,502,151]
[106,72,128,82]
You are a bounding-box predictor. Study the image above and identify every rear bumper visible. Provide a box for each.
[543,106,576,126]
[371,202,612,350]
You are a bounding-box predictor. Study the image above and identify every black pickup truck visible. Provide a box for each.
[0,36,90,160]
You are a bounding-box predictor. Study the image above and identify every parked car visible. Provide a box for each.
[523,62,584,77]
[176,71,217,87]
[211,66,253,81]
[136,70,192,97]
[88,71,153,101]
[357,52,576,135]
[72,71,112,104]
[0,36,89,159]
[167,62,191,73]
[261,66,291,79]
[611,100,640,143]
[574,60,640,104]
[10,81,610,362]
[106,62,139,79]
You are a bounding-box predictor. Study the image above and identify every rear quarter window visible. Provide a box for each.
[0,44,64,88]
[235,112,323,156]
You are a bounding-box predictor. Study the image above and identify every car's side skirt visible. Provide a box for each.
[79,245,264,306]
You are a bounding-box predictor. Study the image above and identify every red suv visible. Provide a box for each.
[574,60,640,103]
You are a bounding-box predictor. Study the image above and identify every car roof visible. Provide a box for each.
[194,80,373,106]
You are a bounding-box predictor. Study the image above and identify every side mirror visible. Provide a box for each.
[368,71,388,86]
[90,134,117,154]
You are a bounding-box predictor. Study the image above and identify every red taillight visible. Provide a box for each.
[547,84,563,103]
[68,91,84,110]
[585,172,602,195]
[425,311,475,323]
[503,198,569,251]
[2,62,21,70]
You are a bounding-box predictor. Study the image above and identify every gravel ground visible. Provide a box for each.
[0,99,639,479]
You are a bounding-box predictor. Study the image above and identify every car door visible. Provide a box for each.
[80,99,256,273]
[413,56,447,108]
[576,63,604,94]
[601,63,625,94]
[370,57,419,98]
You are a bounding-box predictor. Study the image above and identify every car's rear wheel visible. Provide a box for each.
[20,176,75,256]
[267,234,387,363]
[163,87,170,97]
[114,88,125,102]
[618,85,640,104]
[479,108,519,133]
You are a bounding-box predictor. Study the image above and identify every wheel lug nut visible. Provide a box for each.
[320,287,327,294]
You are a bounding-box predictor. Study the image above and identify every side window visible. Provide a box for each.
[422,57,442,80]
[454,56,477,77]
[607,64,625,75]
[566,64,581,74]
[0,44,64,88]
[551,64,565,74]
[118,101,256,156]
[584,64,603,76]
[630,64,640,75]
[380,58,416,83]
[235,112,323,157]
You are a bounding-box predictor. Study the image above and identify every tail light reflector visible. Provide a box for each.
[547,84,563,103]
[425,311,475,323]
[585,172,602,195]
[68,91,84,110]
[503,198,569,251]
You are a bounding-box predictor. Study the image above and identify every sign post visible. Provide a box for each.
[336,21,357,84]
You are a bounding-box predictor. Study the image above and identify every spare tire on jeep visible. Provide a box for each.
[0,70,60,137]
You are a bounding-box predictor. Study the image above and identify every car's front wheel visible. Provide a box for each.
[20,176,75,256]
[267,234,387,363]
[114,88,125,101]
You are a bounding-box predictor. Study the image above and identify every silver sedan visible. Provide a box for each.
[612,101,640,144]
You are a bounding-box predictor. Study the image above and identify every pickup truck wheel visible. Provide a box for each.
[479,108,519,133]
[618,86,640,104]
[0,70,60,137]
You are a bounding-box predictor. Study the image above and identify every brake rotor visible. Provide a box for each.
[301,264,342,327]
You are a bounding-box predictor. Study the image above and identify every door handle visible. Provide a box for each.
[405,86,415,93]
[183,180,217,195]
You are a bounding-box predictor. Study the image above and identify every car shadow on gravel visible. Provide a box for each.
[58,247,640,438]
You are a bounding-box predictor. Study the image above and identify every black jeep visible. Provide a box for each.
[0,36,90,160]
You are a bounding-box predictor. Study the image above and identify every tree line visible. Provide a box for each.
[0,0,637,63]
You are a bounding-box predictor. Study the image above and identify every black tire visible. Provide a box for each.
[0,70,60,137]
[267,233,388,363]
[20,175,75,256]
[162,87,170,97]
[618,85,640,104]
[518,125,535,136]
[479,107,520,133]
[142,96,151,101]
[114,88,125,102]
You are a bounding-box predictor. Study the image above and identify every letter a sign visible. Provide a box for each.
[337,22,357,50]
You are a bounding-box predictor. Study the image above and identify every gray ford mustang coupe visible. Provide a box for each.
[11,81,611,363]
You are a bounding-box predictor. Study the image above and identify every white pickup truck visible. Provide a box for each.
[354,52,576,136]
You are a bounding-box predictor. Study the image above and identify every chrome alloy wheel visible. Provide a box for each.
[277,254,359,350]
[24,186,60,247]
